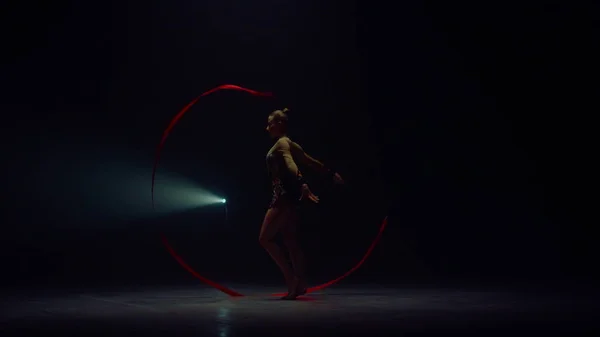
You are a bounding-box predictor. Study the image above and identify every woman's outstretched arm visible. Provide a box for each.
[288,139,344,184]
[287,141,329,174]
[275,137,320,202]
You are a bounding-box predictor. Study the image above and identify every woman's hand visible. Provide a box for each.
[333,172,344,185]
[299,184,320,203]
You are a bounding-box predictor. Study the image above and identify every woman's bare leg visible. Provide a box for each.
[281,208,305,277]
[280,206,308,299]
[259,206,294,287]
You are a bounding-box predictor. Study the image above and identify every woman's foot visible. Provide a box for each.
[296,278,307,296]
[280,276,307,300]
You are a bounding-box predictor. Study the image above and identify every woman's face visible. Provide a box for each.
[266,115,284,138]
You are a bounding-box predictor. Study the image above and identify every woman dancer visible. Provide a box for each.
[260,108,344,300]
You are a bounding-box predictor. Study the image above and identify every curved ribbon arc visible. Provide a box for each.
[151,84,272,208]
[153,84,387,297]
[272,216,388,296]
[161,216,388,297]
[308,216,388,292]
[160,235,243,297]
[153,84,272,297]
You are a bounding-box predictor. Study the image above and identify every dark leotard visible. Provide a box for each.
[266,136,330,208]
[266,137,303,207]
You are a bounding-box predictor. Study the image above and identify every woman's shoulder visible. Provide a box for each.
[280,137,304,152]
[275,136,292,145]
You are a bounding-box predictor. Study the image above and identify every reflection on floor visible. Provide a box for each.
[1,285,597,336]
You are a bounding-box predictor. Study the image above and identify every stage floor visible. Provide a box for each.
[1,285,597,336]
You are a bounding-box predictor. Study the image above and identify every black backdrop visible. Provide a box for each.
[0,0,593,291]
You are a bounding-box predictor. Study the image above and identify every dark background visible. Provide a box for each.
[0,1,594,291]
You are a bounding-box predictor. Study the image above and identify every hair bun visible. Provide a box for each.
[282,107,290,113]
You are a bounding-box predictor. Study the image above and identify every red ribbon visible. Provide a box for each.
[152,84,272,208]
[153,84,387,297]
[161,217,388,297]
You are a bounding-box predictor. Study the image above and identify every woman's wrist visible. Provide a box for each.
[325,167,336,180]
[296,174,308,186]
